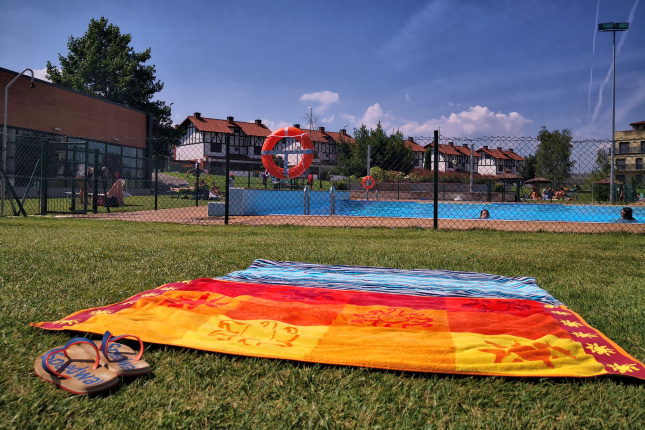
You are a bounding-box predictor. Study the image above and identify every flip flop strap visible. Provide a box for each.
[42,337,100,379]
[101,331,144,362]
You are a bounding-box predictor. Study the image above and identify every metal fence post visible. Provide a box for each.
[224,134,230,225]
[433,130,439,229]
[154,157,158,211]
[39,140,47,215]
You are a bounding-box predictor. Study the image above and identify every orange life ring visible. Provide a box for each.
[362,175,376,189]
[261,127,314,179]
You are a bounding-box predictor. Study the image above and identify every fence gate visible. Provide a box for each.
[40,140,96,214]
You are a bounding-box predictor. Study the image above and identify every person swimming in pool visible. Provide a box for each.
[479,209,490,219]
[619,207,635,221]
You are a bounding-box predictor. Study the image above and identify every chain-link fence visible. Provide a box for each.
[2,132,644,233]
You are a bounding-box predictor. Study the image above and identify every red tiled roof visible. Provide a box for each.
[179,115,271,137]
[180,116,232,134]
[629,120,645,126]
[424,143,461,156]
[237,121,271,137]
[501,149,524,161]
[294,128,329,143]
[323,130,355,144]
[404,140,426,152]
[478,147,509,160]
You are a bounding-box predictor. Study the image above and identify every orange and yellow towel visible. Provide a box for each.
[33,276,644,380]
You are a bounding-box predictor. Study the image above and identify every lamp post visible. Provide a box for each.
[308,107,313,179]
[2,68,35,216]
[598,22,629,203]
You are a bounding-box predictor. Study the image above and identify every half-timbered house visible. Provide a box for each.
[175,113,271,173]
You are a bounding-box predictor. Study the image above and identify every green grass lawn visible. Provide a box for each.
[1,218,643,428]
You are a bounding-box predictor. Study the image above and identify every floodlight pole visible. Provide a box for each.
[598,22,629,203]
[2,68,35,217]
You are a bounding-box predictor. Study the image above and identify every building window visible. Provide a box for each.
[618,142,629,154]
[641,141,645,153]
[636,158,643,170]
[616,159,626,170]
[636,175,643,184]
[254,146,261,156]
[210,143,222,153]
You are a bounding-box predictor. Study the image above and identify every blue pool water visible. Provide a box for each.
[266,200,644,223]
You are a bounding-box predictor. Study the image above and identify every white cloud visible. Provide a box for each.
[399,105,533,138]
[33,67,51,82]
[357,103,396,131]
[321,114,335,124]
[263,119,292,131]
[300,91,339,111]
[405,93,411,102]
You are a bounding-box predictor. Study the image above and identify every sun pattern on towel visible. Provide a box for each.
[561,320,583,328]
[606,363,640,374]
[51,319,81,326]
[585,343,615,356]
[157,293,231,310]
[478,339,576,368]
[572,332,597,339]
[350,308,434,328]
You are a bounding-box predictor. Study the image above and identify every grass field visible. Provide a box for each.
[1,218,643,429]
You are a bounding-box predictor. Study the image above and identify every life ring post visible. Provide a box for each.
[362,175,376,190]
[261,127,314,180]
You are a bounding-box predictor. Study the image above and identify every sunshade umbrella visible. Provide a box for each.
[523,176,550,184]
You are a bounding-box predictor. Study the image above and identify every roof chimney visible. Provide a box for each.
[408,137,414,142]
[463,143,469,148]
[318,126,325,132]
[449,142,455,147]
[497,147,502,151]
[255,119,262,126]
[340,129,346,135]
[194,112,201,119]
[294,124,300,129]
[483,145,488,149]
[227,116,234,124]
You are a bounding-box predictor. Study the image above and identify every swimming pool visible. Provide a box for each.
[265,200,644,224]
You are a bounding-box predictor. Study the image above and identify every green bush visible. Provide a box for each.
[333,180,347,190]
[369,166,385,181]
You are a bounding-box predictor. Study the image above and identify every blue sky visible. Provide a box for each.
[1,0,643,140]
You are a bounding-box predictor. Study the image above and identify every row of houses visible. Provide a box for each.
[174,113,526,176]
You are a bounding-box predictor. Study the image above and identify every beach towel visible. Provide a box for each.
[32,260,645,380]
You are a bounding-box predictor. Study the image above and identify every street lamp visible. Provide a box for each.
[598,22,629,203]
[307,107,313,135]
[2,68,35,216]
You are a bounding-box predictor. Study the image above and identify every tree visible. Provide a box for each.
[46,17,179,157]
[303,109,320,131]
[593,148,611,177]
[535,127,575,187]
[518,154,537,180]
[336,123,416,177]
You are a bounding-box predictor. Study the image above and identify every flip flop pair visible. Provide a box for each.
[34,331,150,395]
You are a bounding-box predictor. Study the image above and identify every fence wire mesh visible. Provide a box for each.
[2,132,644,233]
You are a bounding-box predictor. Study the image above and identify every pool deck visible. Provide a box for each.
[72,205,645,233]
